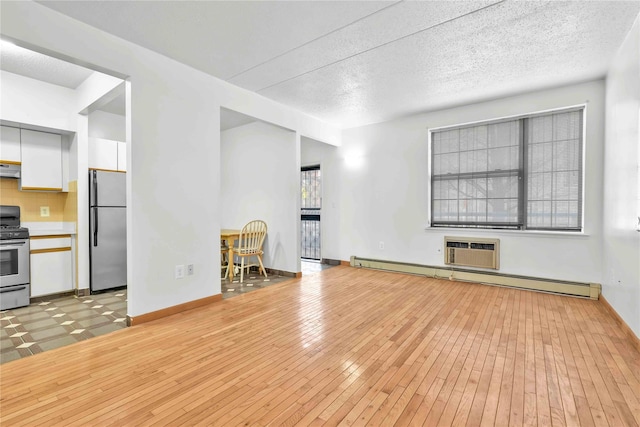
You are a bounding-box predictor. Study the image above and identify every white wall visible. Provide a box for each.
[337,80,606,284]
[1,1,338,316]
[88,110,125,140]
[221,121,299,273]
[603,15,640,337]
[75,72,123,115]
[125,67,221,313]
[0,71,76,131]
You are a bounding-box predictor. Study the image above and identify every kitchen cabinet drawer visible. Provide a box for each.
[30,236,72,250]
[20,129,63,191]
[0,126,21,163]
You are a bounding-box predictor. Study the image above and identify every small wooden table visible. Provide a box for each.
[221,229,241,280]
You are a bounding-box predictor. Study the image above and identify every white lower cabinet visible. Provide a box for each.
[30,236,73,297]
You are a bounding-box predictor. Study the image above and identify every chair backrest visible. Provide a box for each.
[237,220,267,253]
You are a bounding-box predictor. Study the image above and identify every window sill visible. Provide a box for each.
[423,227,590,238]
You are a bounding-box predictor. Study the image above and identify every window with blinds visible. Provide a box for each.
[430,108,583,231]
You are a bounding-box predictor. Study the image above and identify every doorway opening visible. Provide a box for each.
[301,165,321,261]
[0,43,129,361]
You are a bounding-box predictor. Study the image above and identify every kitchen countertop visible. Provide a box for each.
[22,222,76,237]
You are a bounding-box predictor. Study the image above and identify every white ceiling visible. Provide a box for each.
[14,1,640,128]
[220,108,258,132]
[98,94,126,116]
[0,41,127,116]
[0,40,93,89]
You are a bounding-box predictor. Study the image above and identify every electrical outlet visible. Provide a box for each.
[40,206,50,217]
[187,264,194,276]
[379,241,385,250]
[175,265,185,279]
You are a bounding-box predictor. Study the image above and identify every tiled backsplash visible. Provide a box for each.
[0,179,77,222]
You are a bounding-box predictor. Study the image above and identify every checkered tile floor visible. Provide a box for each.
[0,290,127,364]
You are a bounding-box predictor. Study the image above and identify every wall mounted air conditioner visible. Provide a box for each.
[444,236,500,270]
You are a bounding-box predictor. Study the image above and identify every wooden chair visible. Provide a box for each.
[221,240,229,279]
[233,220,268,283]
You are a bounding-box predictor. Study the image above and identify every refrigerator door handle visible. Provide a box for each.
[94,209,99,246]
[92,170,98,247]
[92,170,98,206]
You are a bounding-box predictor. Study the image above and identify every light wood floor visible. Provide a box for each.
[1,266,639,426]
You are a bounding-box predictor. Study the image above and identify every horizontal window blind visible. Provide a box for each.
[430,108,583,231]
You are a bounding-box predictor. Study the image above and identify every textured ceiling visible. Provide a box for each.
[0,41,126,115]
[0,40,93,89]
[22,1,640,127]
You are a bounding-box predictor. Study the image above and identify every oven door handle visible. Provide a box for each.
[0,240,27,247]
[0,286,27,293]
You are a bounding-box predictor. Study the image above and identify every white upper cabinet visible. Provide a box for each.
[20,129,63,191]
[117,141,127,172]
[0,126,21,163]
[89,137,126,172]
[89,137,118,171]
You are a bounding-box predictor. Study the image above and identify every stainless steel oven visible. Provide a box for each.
[0,206,30,310]
[1,238,30,286]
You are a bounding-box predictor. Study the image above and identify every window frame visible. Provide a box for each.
[428,104,586,233]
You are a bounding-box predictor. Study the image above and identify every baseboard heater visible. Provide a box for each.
[350,256,600,300]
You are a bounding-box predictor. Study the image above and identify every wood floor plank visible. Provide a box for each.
[522,290,538,427]
[572,299,631,427]
[546,294,581,427]
[496,290,520,426]
[466,290,510,426]
[389,282,479,426]
[481,289,517,426]
[532,293,553,427]
[1,266,639,426]
[440,284,498,426]
[427,284,494,424]
[561,298,609,426]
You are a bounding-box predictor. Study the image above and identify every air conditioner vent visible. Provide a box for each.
[446,241,469,249]
[470,243,495,250]
[444,237,499,269]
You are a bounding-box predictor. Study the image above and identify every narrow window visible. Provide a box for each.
[301,165,321,260]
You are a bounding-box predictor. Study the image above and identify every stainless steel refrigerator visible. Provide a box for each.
[89,170,126,293]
